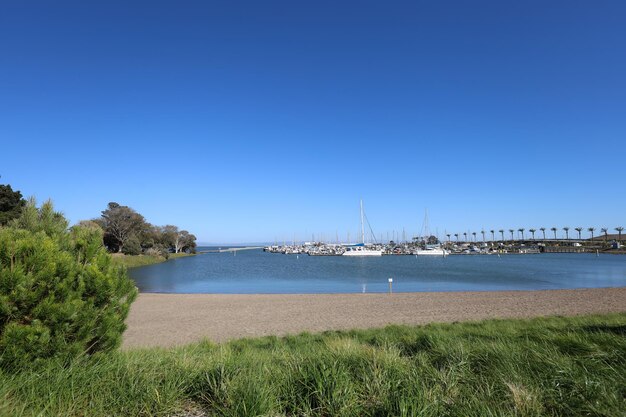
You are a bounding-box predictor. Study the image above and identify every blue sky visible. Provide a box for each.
[1,1,625,243]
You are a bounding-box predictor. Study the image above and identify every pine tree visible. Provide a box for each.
[0,200,137,370]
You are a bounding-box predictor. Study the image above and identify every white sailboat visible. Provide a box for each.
[413,208,448,256]
[343,200,382,256]
[413,246,449,256]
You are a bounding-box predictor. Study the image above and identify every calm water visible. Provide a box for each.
[129,249,626,294]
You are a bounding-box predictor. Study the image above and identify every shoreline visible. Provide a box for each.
[133,285,626,295]
[112,252,195,268]
[123,287,626,349]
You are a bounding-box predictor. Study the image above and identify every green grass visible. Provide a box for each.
[110,252,194,268]
[1,313,625,416]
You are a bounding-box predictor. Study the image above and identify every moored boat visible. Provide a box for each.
[342,200,382,256]
[343,245,383,256]
[413,247,448,256]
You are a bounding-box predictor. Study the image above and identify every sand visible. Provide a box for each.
[122,287,626,349]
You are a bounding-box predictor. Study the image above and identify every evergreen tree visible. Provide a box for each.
[0,200,137,371]
[0,183,26,226]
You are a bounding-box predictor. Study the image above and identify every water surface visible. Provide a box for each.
[129,249,626,294]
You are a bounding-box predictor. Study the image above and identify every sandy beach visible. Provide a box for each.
[122,287,626,349]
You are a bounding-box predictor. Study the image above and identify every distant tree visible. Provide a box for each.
[100,203,147,253]
[160,224,179,250]
[463,232,468,242]
[617,227,624,242]
[499,229,504,241]
[122,235,142,255]
[174,229,187,253]
[601,228,608,243]
[136,224,161,250]
[529,228,536,240]
[518,228,525,240]
[159,225,197,253]
[481,230,485,242]
[490,230,495,241]
[472,232,477,242]
[454,233,459,242]
[509,229,514,241]
[0,183,26,226]
[540,227,546,240]
[563,227,570,240]
[574,227,583,240]
[90,217,112,243]
[446,233,451,242]
[588,227,595,241]
[178,230,197,253]
[426,235,439,245]
[551,227,557,240]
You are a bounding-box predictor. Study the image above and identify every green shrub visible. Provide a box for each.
[121,235,142,255]
[0,200,137,371]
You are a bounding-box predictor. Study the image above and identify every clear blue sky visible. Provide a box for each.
[1,1,624,243]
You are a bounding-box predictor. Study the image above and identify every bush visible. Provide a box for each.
[145,245,169,259]
[0,200,138,371]
[121,235,142,255]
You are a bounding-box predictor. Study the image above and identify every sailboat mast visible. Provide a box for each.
[360,199,365,245]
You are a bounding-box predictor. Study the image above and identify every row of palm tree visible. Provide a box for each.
[445,227,624,243]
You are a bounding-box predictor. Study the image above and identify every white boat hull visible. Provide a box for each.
[343,249,383,256]
[414,249,448,256]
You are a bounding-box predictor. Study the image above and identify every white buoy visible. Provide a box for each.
[388,277,393,294]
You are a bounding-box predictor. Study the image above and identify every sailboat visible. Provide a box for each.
[413,246,449,256]
[413,208,448,256]
[343,200,383,256]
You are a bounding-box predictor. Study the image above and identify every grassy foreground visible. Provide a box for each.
[110,252,194,268]
[1,313,624,417]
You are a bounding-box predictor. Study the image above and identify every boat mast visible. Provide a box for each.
[360,199,365,245]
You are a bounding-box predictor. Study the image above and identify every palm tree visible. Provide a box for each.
[588,227,595,241]
[540,227,546,240]
[472,232,477,242]
[446,233,451,242]
[509,229,514,241]
[551,227,557,240]
[481,230,485,242]
[575,227,583,240]
[454,233,459,242]
[563,227,570,240]
[601,228,608,243]
[490,230,495,241]
[616,227,624,242]
[499,229,504,241]
[529,228,536,240]
[463,232,467,242]
[518,228,525,240]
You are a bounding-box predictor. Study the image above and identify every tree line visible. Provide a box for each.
[445,226,624,243]
[93,202,197,256]
[1,183,197,257]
